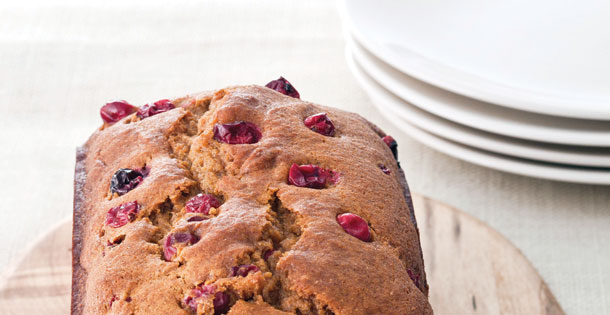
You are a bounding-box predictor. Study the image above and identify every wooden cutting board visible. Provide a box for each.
[0,194,564,315]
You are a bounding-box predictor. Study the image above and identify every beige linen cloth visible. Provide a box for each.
[0,0,608,314]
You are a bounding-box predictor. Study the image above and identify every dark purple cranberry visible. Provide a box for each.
[382,135,398,159]
[407,269,421,290]
[105,201,139,228]
[100,100,137,124]
[187,216,207,222]
[263,249,274,260]
[163,232,200,261]
[336,213,371,242]
[110,168,147,195]
[136,99,175,119]
[304,113,335,136]
[265,76,300,99]
[125,297,132,303]
[213,121,262,144]
[231,264,260,277]
[378,164,391,175]
[288,164,337,189]
[212,291,230,315]
[185,194,221,215]
[184,285,229,315]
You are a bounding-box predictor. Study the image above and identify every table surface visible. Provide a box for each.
[0,1,608,314]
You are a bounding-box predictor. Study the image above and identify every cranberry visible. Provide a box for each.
[382,135,398,159]
[265,76,300,99]
[378,164,391,175]
[231,264,260,277]
[125,297,132,303]
[105,201,139,228]
[109,295,118,308]
[263,249,274,260]
[187,216,207,222]
[163,232,200,261]
[336,213,371,242]
[184,285,230,315]
[288,164,337,189]
[185,194,221,215]
[407,269,421,289]
[100,100,137,124]
[110,168,147,195]
[304,113,335,136]
[213,121,262,144]
[136,99,175,119]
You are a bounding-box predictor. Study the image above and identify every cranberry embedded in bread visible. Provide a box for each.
[265,76,300,99]
[303,113,335,136]
[136,99,176,119]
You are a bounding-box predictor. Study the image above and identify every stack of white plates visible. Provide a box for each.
[339,0,610,185]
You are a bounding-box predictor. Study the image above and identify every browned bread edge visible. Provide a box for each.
[72,147,87,315]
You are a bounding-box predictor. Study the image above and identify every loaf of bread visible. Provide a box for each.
[72,78,432,315]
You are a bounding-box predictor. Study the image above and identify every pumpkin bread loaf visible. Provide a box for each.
[72,78,433,315]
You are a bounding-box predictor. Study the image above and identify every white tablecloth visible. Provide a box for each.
[0,1,608,314]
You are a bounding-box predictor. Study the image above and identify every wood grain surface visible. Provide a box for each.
[0,194,564,315]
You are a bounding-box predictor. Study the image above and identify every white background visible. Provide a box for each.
[0,1,608,314]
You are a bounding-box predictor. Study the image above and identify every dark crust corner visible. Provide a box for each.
[72,146,88,315]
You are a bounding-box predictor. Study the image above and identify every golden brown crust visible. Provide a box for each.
[72,85,432,314]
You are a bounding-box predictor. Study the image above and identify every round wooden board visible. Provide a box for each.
[0,194,564,315]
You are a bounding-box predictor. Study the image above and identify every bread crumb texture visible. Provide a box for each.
[74,85,432,315]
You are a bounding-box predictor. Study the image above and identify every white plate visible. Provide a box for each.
[339,0,610,120]
[348,36,610,147]
[346,52,610,185]
[346,49,610,167]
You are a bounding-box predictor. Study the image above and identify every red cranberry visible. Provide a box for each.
[265,76,300,99]
[109,295,118,307]
[378,164,391,175]
[100,100,137,124]
[336,213,371,242]
[136,99,175,119]
[185,194,221,215]
[110,168,147,195]
[163,232,200,261]
[187,216,207,222]
[407,269,421,289]
[382,135,398,159]
[288,164,337,189]
[213,121,262,144]
[263,249,274,260]
[105,201,139,228]
[304,113,335,136]
[231,264,260,277]
[184,285,229,315]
